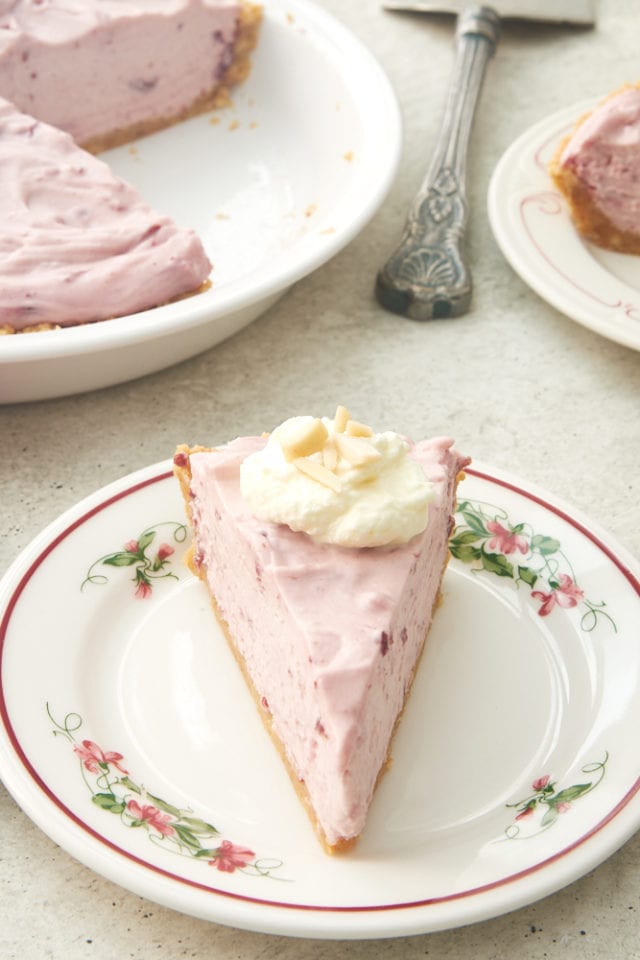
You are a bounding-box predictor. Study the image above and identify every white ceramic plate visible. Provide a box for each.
[0,0,401,404]
[1,461,639,939]
[488,101,640,351]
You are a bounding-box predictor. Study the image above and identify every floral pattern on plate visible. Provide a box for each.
[47,704,284,880]
[504,755,609,839]
[82,522,187,599]
[451,498,616,633]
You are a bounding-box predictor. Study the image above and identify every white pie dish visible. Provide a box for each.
[0,0,402,404]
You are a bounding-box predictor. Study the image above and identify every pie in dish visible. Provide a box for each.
[173,407,470,852]
[550,83,640,254]
[0,1,261,153]
[0,96,212,333]
[0,1,261,332]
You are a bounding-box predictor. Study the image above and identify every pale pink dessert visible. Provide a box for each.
[0,97,211,331]
[0,0,261,153]
[173,409,469,851]
[550,84,640,253]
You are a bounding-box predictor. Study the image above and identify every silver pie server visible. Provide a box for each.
[375,1,596,320]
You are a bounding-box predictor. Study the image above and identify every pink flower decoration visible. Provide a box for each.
[532,574,584,617]
[135,580,152,600]
[531,588,555,616]
[124,539,139,553]
[556,801,572,814]
[532,775,550,791]
[156,543,174,561]
[486,520,529,556]
[127,800,176,837]
[515,806,535,821]
[555,574,584,606]
[208,840,255,873]
[73,739,128,775]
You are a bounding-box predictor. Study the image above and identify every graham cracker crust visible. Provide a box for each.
[549,159,640,255]
[0,280,212,336]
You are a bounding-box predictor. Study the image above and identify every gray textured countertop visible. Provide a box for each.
[1,1,640,957]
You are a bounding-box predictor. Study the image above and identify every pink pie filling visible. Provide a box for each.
[186,434,469,847]
[559,87,640,235]
[0,0,241,148]
[0,97,211,330]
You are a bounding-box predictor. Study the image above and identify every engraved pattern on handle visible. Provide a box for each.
[376,7,500,320]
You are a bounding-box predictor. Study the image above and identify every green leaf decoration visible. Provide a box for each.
[118,776,142,795]
[450,530,482,546]
[146,792,184,818]
[92,793,125,814]
[530,534,561,555]
[551,782,592,804]
[518,566,538,587]
[449,543,482,563]
[458,510,488,537]
[481,552,514,578]
[103,552,139,567]
[138,531,156,553]
[172,824,203,850]
[540,805,559,827]
[180,816,219,836]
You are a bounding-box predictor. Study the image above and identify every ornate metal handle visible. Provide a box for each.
[376,7,500,320]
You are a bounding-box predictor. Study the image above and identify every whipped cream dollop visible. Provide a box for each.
[239,408,434,548]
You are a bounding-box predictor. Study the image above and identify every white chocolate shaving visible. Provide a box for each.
[322,439,338,471]
[280,417,328,460]
[345,419,373,438]
[294,456,342,492]
[334,405,350,433]
[334,433,383,466]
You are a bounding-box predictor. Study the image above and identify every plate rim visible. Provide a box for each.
[1,459,639,939]
[487,100,640,352]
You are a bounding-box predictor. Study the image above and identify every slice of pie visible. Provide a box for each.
[550,83,640,254]
[0,96,212,332]
[173,408,469,852]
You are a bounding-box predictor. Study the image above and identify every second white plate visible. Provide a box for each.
[488,101,640,351]
[1,461,639,938]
